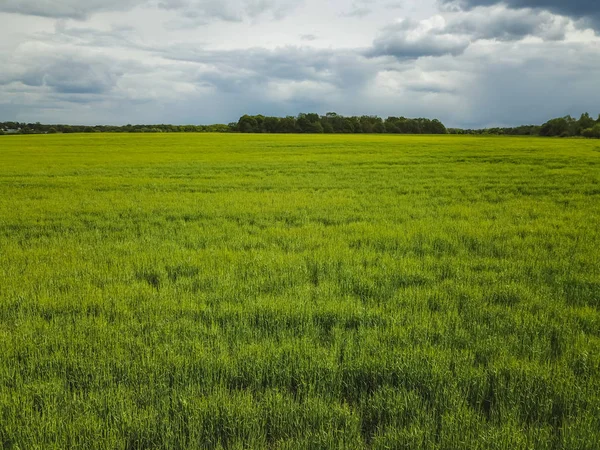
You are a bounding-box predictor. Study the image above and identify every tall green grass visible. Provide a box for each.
[1,133,599,449]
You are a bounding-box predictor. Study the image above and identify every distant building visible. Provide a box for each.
[4,129,20,134]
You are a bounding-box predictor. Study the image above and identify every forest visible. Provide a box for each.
[1,112,599,138]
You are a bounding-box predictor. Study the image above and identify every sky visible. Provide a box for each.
[0,0,599,128]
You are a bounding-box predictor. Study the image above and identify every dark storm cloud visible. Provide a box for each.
[441,0,600,29]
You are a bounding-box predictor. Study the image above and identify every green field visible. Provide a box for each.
[1,133,599,449]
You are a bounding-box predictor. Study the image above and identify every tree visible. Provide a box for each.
[372,119,385,134]
[237,115,259,133]
[322,121,334,133]
[263,117,280,133]
[384,117,400,133]
[348,117,362,133]
[359,116,374,134]
[430,119,447,134]
[254,115,266,132]
[296,113,314,133]
[582,124,600,139]
[359,116,384,134]
[579,113,595,129]
[307,121,324,133]
[277,116,298,133]
[296,113,324,133]
[540,117,570,137]
[320,113,347,133]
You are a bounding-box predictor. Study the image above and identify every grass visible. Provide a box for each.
[0,133,599,449]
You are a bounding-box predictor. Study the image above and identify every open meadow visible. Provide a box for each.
[0,133,599,449]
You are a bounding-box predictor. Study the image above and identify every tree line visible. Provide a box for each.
[0,122,230,135]
[232,113,448,134]
[1,112,599,138]
[0,113,447,136]
[449,113,600,138]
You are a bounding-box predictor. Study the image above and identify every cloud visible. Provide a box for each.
[342,8,373,18]
[367,6,574,59]
[367,17,471,58]
[162,45,378,92]
[0,0,599,128]
[453,40,600,127]
[158,0,300,23]
[0,0,301,22]
[440,0,600,30]
[0,43,129,96]
[300,34,318,41]
[41,62,117,94]
[0,0,140,19]
[38,22,147,51]
[444,6,572,41]
[341,0,376,18]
